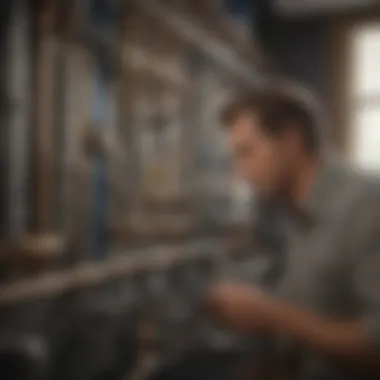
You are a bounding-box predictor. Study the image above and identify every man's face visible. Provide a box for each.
[227,113,298,200]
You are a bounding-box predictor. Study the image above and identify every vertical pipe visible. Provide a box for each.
[182,49,203,219]
[109,0,128,237]
[70,0,94,260]
[117,2,129,225]
[89,0,119,258]
[55,0,79,256]
[0,0,13,239]
[107,83,117,232]
[54,16,66,232]
[57,1,71,238]
[72,49,93,261]
[34,0,57,233]
[196,60,214,224]
[91,68,109,259]
[5,0,31,240]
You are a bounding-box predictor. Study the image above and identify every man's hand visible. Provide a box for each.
[205,284,380,375]
[205,283,279,334]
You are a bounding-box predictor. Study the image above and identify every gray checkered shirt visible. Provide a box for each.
[253,158,380,380]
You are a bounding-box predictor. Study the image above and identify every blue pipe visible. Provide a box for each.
[91,69,109,260]
[89,0,118,260]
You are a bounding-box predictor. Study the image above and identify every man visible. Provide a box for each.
[206,84,380,379]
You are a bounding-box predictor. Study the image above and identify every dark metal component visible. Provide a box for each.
[0,333,49,380]
[5,0,32,240]
[53,0,76,235]
[147,347,247,380]
[0,0,13,241]
[274,0,380,16]
[50,286,139,380]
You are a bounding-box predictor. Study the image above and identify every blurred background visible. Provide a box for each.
[0,0,379,379]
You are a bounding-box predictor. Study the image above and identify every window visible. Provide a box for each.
[348,23,380,172]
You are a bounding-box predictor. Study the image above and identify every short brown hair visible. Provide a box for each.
[220,83,322,151]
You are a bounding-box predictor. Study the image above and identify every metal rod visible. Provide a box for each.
[34,1,57,232]
[131,0,261,84]
[0,238,232,306]
[6,0,31,239]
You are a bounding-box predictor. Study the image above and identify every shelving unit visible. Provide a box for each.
[0,0,263,296]
[112,0,261,247]
[0,5,263,380]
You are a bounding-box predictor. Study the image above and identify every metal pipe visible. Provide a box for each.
[0,238,232,306]
[5,0,31,239]
[130,0,262,84]
[34,0,58,233]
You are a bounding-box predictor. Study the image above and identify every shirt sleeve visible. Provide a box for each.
[354,251,380,350]
[350,189,380,351]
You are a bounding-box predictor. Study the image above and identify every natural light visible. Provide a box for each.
[349,24,380,172]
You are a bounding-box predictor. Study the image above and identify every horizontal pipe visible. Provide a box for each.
[274,0,379,16]
[0,238,232,306]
